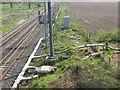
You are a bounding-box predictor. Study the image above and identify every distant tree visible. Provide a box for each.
[2,2,9,4]
[28,2,31,9]
[37,3,41,7]
[10,2,13,8]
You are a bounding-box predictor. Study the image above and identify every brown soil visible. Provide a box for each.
[112,54,120,67]
[77,47,95,54]
[67,2,118,36]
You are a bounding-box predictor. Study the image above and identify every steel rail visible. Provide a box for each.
[1,22,39,69]
[0,20,38,65]
[0,19,38,50]
[0,15,37,39]
[0,17,37,46]
[1,24,44,80]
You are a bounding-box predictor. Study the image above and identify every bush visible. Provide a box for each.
[96,29,119,43]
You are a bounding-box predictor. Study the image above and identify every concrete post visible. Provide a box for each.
[38,11,40,23]
[44,1,47,48]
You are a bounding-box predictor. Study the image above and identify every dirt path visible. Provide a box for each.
[67,2,118,36]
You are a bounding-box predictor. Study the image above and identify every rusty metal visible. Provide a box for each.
[0,18,37,46]
[0,22,38,65]
[1,24,43,80]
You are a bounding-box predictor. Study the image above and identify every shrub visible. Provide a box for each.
[96,29,120,43]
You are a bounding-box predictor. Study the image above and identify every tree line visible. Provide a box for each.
[2,2,42,9]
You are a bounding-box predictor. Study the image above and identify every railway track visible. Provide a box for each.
[0,23,45,88]
[0,16,39,80]
[0,3,60,88]
[0,15,39,63]
[0,3,59,54]
[0,15,38,47]
[0,3,58,61]
[0,23,43,80]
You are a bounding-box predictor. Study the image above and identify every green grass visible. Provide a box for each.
[28,49,119,88]
[96,29,120,43]
[49,55,118,88]
[53,4,86,50]
[1,17,24,34]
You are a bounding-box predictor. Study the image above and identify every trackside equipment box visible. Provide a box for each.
[61,16,69,29]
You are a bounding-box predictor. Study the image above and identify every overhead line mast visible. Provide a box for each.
[48,0,54,57]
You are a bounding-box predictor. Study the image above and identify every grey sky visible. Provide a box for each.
[0,0,119,2]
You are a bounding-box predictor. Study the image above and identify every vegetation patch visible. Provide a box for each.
[96,29,120,43]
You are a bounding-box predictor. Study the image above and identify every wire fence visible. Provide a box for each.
[78,23,96,44]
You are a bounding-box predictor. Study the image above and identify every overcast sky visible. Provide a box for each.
[0,0,119,2]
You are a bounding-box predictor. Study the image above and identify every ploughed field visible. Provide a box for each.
[67,2,118,36]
